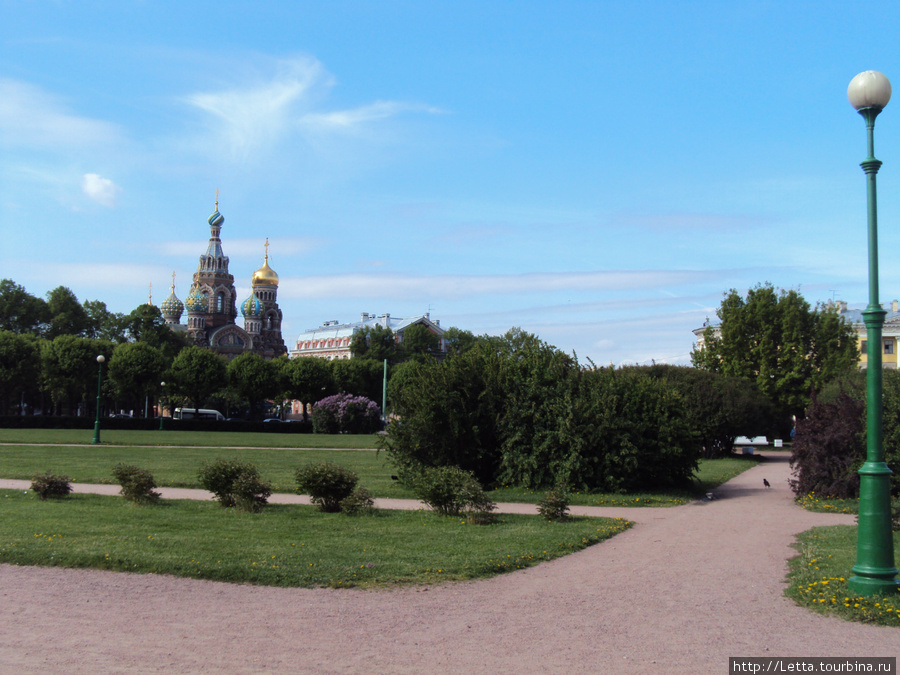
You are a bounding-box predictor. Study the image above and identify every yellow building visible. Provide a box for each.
[833,300,900,369]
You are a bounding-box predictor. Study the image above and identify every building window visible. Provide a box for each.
[885,340,894,355]
[861,340,868,355]
[216,293,224,313]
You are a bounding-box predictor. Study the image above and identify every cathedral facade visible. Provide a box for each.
[160,203,287,360]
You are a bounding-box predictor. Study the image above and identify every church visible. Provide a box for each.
[159,201,287,359]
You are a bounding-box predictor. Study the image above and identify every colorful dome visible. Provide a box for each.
[185,286,206,314]
[161,290,184,320]
[208,209,224,228]
[241,292,263,318]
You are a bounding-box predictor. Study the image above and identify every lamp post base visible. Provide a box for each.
[92,422,101,444]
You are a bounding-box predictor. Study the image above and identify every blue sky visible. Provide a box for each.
[3,1,900,365]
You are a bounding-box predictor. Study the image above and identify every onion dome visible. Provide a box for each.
[241,291,263,318]
[185,285,206,314]
[208,207,224,229]
[251,238,279,286]
[160,276,184,322]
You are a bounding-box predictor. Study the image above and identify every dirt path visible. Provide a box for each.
[1,454,897,673]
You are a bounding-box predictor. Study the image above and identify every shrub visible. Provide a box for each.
[339,487,376,515]
[412,465,496,519]
[295,462,359,512]
[198,459,271,511]
[790,393,864,499]
[537,488,571,521]
[310,393,382,434]
[30,472,72,500]
[112,464,160,504]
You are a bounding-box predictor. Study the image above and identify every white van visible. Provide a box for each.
[173,408,224,421]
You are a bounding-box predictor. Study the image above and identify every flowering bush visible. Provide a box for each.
[311,393,382,434]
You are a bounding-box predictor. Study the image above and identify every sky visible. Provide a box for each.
[3,1,900,366]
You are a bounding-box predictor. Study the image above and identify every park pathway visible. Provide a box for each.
[1,453,897,673]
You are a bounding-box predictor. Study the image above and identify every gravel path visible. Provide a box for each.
[1,453,897,673]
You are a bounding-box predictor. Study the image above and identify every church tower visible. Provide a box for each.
[244,238,287,358]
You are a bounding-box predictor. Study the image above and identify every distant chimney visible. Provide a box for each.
[361,312,369,322]
[839,300,848,313]
[381,313,390,327]
[893,300,899,313]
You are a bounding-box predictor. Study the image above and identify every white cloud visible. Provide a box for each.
[0,78,121,149]
[278,269,717,301]
[299,101,444,132]
[182,56,442,159]
[81,173,121,208]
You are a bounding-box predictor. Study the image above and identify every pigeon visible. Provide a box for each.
[763,478,771,489]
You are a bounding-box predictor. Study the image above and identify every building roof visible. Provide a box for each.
[295,312,442,343]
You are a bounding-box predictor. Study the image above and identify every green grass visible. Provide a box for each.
[786,525,900,627]
[0,444,408,497]
[0,489,631,588]
[0,436,762,505]
[795,493,858,514]
[0,428,380,449]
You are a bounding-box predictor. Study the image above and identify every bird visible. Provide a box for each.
[763,478,771,489]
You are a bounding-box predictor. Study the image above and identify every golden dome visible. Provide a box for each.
[252,239,279,286]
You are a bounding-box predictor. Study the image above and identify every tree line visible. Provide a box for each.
[0,279,457,419]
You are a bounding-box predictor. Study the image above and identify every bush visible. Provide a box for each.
[30,472,72,500]
[537,488,570,521]
[310,393,382,434]
[339,487,376,515]
[412,465,496,519]
[790,392,865,499]
[112,464,160,504]
[198,459,271,512]
[295,462,359,512]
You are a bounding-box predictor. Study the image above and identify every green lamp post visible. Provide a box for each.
[91,354,106,445]
[847,69,899,597]
[158,381,166,431]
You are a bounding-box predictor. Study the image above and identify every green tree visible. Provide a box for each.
[350,324,400,363]
[83,299,127,342]
[283,356,333,420]
[442,327,478,356]
[41,335,114,415]
[108,342,166,416]
[692,284,858,423]
[123,303,189,361]
[637,364,774,458]
[168,346,227,413]
[0,331,42,414]
[227,352,282,419]
[0,279,49,334]
[331,357,384,402]
[400,323,441,361]
[45,286,90,339]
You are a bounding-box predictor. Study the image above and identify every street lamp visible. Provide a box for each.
[91,354,106,444]
[159,381,166,431]
[847,70,899,597]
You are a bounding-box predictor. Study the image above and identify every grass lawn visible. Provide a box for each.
[0,489,631,588]
[0,428,380,449]
[786,525,900,627]
[0,431,762,505]
[795,493,858,515]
